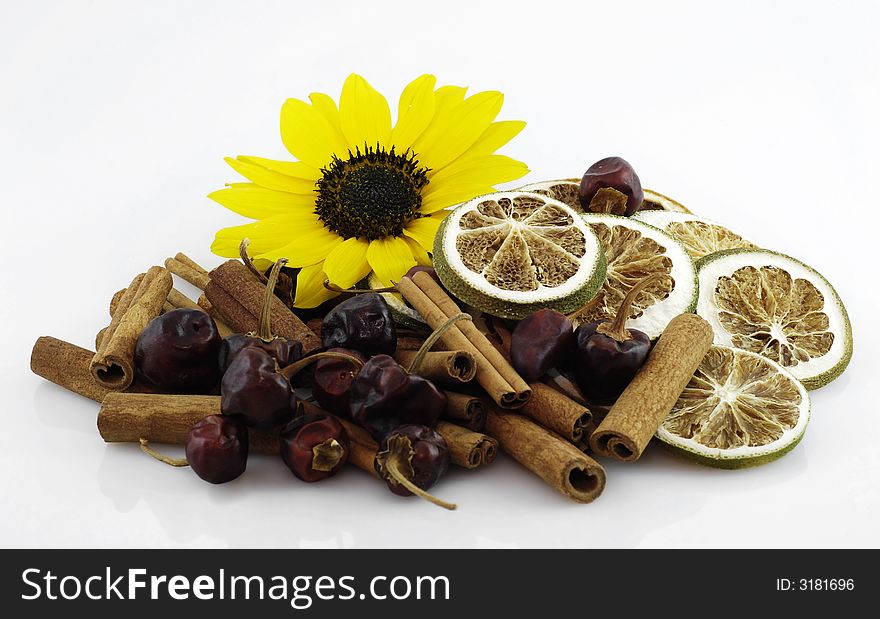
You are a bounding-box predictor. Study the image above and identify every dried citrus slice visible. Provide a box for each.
[696,249,852,389]
[433,191,606,319]
[656,345,810,468]
[639,189,693,214]
[633,210,758,260]
[573,214,697,339]
[516,179,582,210]
[364,273,428,330]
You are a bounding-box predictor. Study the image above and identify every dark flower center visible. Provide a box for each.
[314,145,430,241]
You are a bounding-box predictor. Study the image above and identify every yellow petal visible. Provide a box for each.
[209,184,315,219]
[225,156,318,194]
[339,74,392,151]
[211,212,324,257]
[402,216,442,252]
[237,156,321,181]
[420,183,495,213]
[427,154,529,187]
[390,74,437,151]
[403,236,432,266]
[294,262,341,309]
[322,237,372,289]
[280,98,349,168]
[413,90,503,173]
[454,120,526,161]
[255,226,343,267]
[366,236,417,286]
[308,92,350,153]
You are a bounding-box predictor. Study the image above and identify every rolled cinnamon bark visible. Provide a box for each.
[207,260,320,352]
[92,267,172,390]
[394,350,477,384]
[436,421,497,469]
[32,337,118,402]
[396,276,528,408]
[196,293,236,337]
[589,313,714,462]
[441,391,486,431]
[165,255,210,290]
[98,393,279,455]
[486,408,606,504]
[520,383,592,444]
[412,271,531,404]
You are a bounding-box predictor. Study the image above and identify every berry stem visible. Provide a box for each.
[407,312,472,375]
[600,274,667,342]
[380,437,457,511]
[258,258,288,342]
[279,351,366,381]
[138,438,189,467]
[239,238,269,284]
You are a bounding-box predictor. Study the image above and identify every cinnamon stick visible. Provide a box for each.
[412,271,531,403]
[394,350,476,384]
[590,313,714,462]
[207,260,320,352]
[486,408,606,504]
[520,383,593,444]
[436,421,497,469]
[197,293,235,337]
[92,267,172,390]
[396,276,528,409]
[441,391,486,431]
[165,255,210,290]
[32,337,120,402]
[98,393,279,455]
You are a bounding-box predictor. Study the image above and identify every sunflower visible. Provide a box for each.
[209,73,529,308]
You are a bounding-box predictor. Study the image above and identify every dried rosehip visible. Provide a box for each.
[186,414,249,484]
[321,293,397,356]
[280,413,349,482]
[219,334,302,372]
[572,275,660,404]
[349,355,447,441]
[374,425,454,509]
[312,348,366,415]
[578,156,644,216]
[220,347,297,429]
[510,309,574,382]
[134,308,223,393]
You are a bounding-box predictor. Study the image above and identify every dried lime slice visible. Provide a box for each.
[639,189,693,214]
[433,191,606,319]
[696,249,852,389]
[633,210,758,260]
[363,273,428,330]
[573,214,697,339]
[656,345,810,468]
[516,179,582,210]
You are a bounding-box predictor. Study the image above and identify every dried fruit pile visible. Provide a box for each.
[30,156,852,507]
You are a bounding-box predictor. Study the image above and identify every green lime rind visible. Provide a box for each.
[361,273,430,331]
[655,426,807,470]
[433,194,608,320]
[695,248,853,390]
[654,346,811,469]
[579,213,699,339]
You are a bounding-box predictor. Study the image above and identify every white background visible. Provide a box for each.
[1,0,878,548]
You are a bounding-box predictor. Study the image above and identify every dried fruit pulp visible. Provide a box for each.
[655,345,810,469]
[433,191,606,320]
[639,188,693,214]
[696,249,852,390]
[575,214,698,340]
[634,210,758,260]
